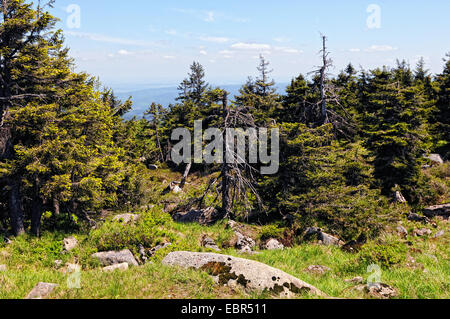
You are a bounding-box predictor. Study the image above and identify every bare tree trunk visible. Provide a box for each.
[31,197,43,237]
[221,93,232,218]
[8,179,24,236]
[155,126,164,163]
[53,198,60,215]
[180,162,192,188]
[320,35,328,125]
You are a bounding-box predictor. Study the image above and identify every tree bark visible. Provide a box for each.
[8,179,25,236]
[320,35,329,125]
[180,162,192,189]
[31,197,43,237]
[221,93,232,218]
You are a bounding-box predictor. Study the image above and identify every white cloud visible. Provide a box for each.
[199,36,230,43]
[219,50,234,55]
[365,45,398,52]
[165,29,177,36]
[274,46,302,54]
[118,49,132,56]
[273,37,291,43]
[199,50,207,55]
[65,31,156,47]
[349,48,361,52]
[231,42,271,51]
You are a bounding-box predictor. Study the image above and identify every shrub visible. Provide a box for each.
[358,240,408,269]
[89,207,178,253]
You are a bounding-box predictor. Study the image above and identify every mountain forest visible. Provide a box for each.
[0,0,448,300]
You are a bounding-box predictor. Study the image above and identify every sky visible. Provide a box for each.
[49,0,450,91]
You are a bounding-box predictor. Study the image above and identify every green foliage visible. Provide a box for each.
[359,239,408,269]
[89,207,177,253]
[259,224,284,241]
[360,63,432,200]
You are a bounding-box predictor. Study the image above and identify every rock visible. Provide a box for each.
[303,227,344,246]
[148,164,158,170]
[201,235,220,251]
[102,262,129,272]
[54,260,63,269]
[405,255,424,270]
[366,283,397,299]
[423,204,450,219]
[303,227,321,239]
[345,276,364,284]
[305,265,331,275]
[0,264,6,272]
[319,232,344,246]
[433,230,445,238]
[264,239,284,250]
[396,225,408,238]
[414,228,432,237]
[236,232,256,252]
[425,154,444,165]
[172,207,223,226]
[63,236,78,252]
[112,213,140,224]
[162,251,326,297]
[25,282,58,299]
[149,242,172,257]
[394,191,407,203]
[407,213,429,223]
[92,249,139,266]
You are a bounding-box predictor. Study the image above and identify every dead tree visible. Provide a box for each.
[197,91,262,220]
[316,35,332,125]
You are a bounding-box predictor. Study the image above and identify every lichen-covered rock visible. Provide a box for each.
[162,251,326,297]
[92,249,138,266]
[63,236,78,252]
[264,239,284,250]
[366,283,397,299]
[25,282,58,299]
[102,262,129,272]
[112,213,140,224]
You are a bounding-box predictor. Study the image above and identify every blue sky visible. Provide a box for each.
[49,0,450,91]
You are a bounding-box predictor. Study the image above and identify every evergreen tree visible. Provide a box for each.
[432,53,450,159]
[234,56,281,125]
[361,66,430,200]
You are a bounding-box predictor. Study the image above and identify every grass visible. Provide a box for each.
[1,213,448,299]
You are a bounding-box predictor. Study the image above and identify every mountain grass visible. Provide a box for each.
[1,213,448,299]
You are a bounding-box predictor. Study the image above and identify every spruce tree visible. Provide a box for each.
[361,66,430,199]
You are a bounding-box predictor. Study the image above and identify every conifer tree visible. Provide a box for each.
[432,53,450,159]
[361,65,430,199]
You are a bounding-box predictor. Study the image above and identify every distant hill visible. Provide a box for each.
[117,83,289,119]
